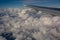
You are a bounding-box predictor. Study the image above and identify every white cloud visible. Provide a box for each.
[0,6,60,40]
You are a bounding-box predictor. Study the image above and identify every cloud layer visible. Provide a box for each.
[0,6,60,40]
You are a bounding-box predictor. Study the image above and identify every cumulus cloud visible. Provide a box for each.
[0,6,60,40]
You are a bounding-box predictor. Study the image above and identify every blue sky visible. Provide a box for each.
[0,0,60,8]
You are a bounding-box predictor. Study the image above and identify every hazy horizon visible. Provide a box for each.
[0,0,60,8]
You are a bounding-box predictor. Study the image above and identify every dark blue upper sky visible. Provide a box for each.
[0,0,60,8]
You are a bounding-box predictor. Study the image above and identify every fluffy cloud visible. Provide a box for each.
[0,6,60,40]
